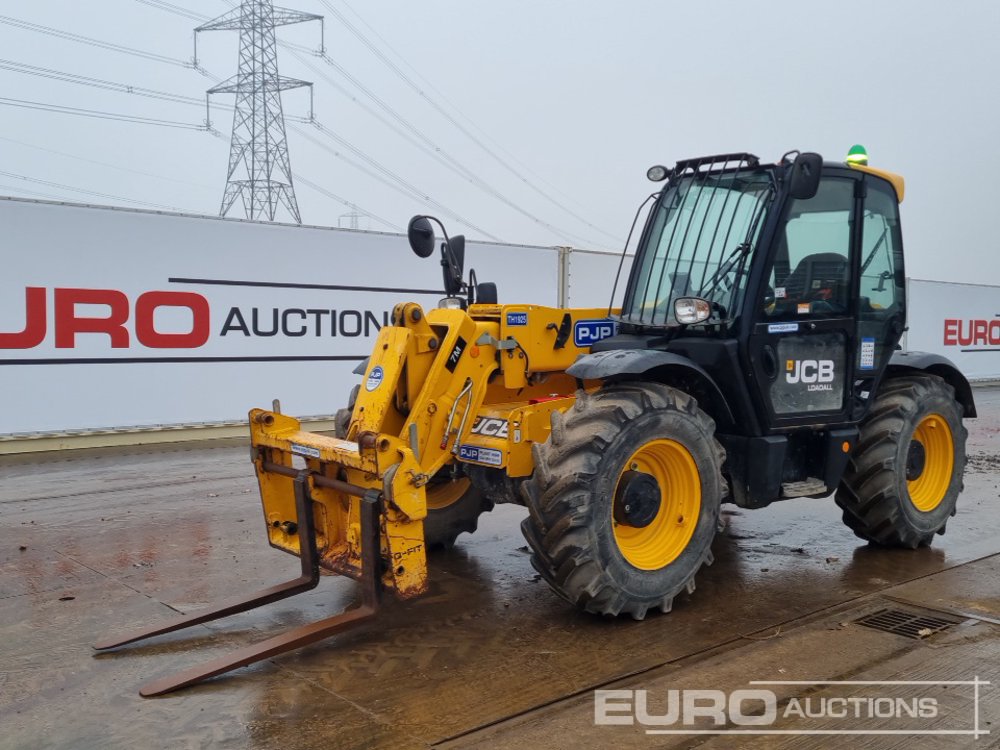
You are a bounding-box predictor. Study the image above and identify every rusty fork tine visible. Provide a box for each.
[94,472,321,652]
[139,489,382,697]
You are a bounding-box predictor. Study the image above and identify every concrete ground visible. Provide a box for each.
[2,389,999,750]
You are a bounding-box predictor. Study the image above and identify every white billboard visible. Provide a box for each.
[0,198,560,434]
[906,278,1000,381]
[563,248,634,309]
[4,199,994,439]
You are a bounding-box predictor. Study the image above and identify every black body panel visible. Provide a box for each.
[888,350,977,417]
[567,345,738,431]
[586,153,973,509]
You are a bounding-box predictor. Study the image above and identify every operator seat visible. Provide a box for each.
[781,252,849,314]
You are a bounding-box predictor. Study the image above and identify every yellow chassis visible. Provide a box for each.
[250,302,611,598]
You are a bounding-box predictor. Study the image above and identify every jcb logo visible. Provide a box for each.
[785,359,835,385]
[470,417,508,439]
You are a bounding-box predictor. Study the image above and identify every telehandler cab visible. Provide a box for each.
[98,148,974,696]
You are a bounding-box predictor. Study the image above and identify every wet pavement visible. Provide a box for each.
[1,388,999,749]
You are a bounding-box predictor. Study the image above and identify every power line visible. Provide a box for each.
[0,182,81,203]
[317,0,623,246]
[285,44,603,247]
[131,0,503,238]
[0,96,209,130]
[1,2,501,237]
[0,170,198,212]
[0,10,389,231]
[204,127,400,231]
[155,0,606,246]
[195,0,320,223]
[0,135,216,190]
[134,0,205,22]
[0,57,313,124]
[0,58,212,110]
[0,13,193,68]
[133,0,210,22]
[293,174,401,231]
[290,121,503,241]
[0,10,388,227]
[284,48,597,247]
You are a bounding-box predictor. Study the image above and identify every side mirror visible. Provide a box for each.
[788,152,823,200]
[407,215,436,258]
[442,234,465,297]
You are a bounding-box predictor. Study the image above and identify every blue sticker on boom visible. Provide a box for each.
[574,319,617,348]
[365,365,384,392]
[506,312,528,326]
[457,444,503,466]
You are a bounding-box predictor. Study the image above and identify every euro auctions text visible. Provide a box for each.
[594,679,990,738]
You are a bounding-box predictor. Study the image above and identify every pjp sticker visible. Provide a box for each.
[457,444,503,466]
[366,365,384,391]
[574,319,617,347]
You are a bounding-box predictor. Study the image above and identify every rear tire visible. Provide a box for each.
[421,473,494,548]
[520,383,725,620]
[835,375,966,548]
[334,384,492,548]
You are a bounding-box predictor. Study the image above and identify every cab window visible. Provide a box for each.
[764,178,855,318]
[856,177,905,375]
[860,181,903,314]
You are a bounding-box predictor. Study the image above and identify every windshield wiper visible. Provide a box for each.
[698,242,752,301]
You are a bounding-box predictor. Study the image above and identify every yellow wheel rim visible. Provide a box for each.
[426,477,471,511]
[612,439,701,570]
[907,414,954,512]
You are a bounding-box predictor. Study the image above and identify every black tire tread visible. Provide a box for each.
[422,484,495,549]
[835,374,966,549]
[520,383,725,619]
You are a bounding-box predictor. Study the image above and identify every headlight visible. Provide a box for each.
[674,297,711,325]
[647,165,668,182]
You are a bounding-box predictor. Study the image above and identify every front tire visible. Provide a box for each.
[520,383,725,620]
[835,374,966,548]
[421,473,494,548]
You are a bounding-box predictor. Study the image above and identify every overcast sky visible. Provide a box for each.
[1,0,997,283]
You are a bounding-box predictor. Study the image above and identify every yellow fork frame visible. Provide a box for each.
[250,410,429,598]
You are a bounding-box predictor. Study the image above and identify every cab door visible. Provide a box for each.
[747,174,860,429]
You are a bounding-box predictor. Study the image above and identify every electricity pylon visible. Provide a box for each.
[196,0,322,223]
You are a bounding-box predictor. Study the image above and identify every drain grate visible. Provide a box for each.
[854,608,958,639]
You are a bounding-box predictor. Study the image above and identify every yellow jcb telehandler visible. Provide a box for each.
[97,149,975,696]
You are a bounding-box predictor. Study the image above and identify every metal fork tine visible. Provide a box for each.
[139,490,382,697]
[94,471,320,651]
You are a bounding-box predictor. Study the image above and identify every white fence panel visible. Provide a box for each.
[564,248,633,309]
[0,198,560,434]
[7,197,992,440]
[906,278,1000,381]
